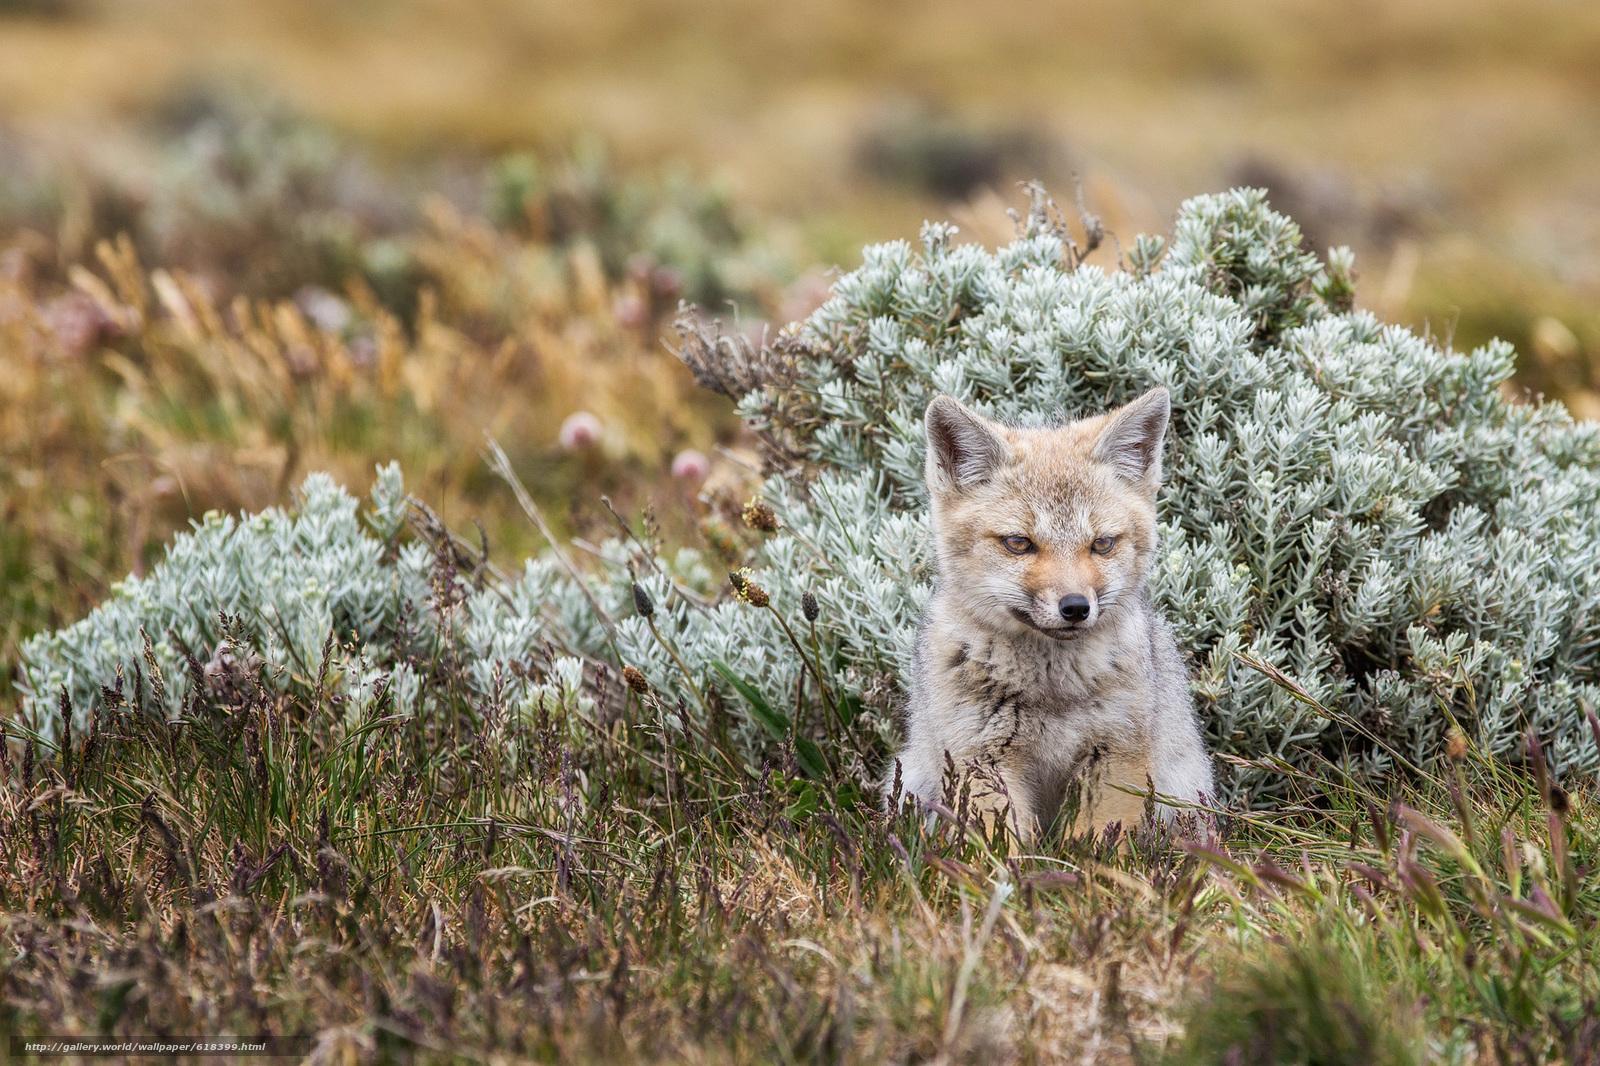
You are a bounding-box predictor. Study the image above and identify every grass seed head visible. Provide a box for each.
[741,498,779,532]
[728,568,769,607]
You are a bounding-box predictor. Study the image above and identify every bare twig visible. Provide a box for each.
[484,435,621,665]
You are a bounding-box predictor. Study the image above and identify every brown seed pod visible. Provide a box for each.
[622,665,651,695]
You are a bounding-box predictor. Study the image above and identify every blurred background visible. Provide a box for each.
[3,0,1599,685]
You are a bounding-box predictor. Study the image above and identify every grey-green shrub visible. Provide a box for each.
[19,188,1600,803]
[705,187,1600,798]
[17,465,602,734]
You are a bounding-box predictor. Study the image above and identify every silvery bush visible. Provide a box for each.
[20,188,1600,803]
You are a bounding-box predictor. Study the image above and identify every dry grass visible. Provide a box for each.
[1,578,1593,1061]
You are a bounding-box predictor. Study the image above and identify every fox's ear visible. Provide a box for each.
[1091,387,1170,487]
[925,396,1009,492]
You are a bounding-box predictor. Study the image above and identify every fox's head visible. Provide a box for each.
[923,387,1170,642]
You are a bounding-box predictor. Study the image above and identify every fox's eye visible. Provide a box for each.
[1090,535,1117,556]
[999,534,1036,555]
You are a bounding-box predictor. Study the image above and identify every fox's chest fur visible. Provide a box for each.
[938,614,1150,722]
[897,586,1208,837]
[915,595,1159,780]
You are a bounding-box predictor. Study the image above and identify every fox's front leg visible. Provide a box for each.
[893,664,1044,843]
[1148,706,1216,828]
[959,758,1039,845]
[892,746,1038,845]
[1073,749,1151,836]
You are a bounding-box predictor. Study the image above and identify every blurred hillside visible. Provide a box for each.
[1,0,1597,349]
[3,0,1599,369]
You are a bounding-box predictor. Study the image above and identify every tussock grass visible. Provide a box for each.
[2,501,1594,1061]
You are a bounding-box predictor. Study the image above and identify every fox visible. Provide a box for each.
[889,386,1213,844]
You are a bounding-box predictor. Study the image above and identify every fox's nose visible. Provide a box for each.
[1058,594,1091,622]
